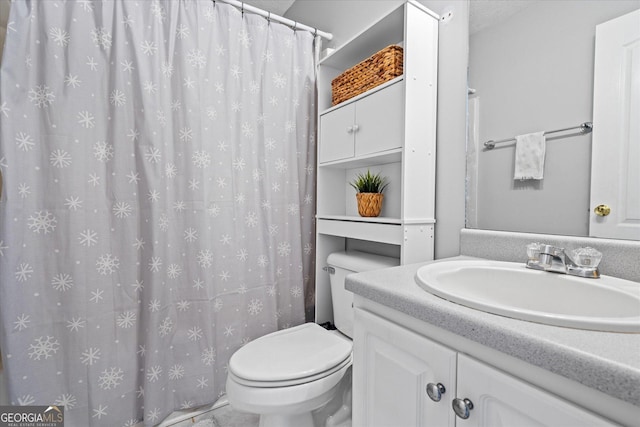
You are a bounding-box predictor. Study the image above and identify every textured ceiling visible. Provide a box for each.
[469,0,538,34]
[243,0,296,17]
[244,0,540,35]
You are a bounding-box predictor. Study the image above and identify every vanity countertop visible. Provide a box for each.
[345,256,640,407]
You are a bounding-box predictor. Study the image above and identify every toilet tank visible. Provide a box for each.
[326,251,399,338]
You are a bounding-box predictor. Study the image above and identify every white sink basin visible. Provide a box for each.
[415,260,640,332]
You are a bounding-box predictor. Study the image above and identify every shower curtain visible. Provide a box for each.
[0,1,316,425]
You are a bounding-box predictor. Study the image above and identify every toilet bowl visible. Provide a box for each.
[226,323,352,427]
[225,251,399,427]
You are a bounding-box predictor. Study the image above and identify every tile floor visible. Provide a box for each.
[166,367,352,427]
[169,404,259,427]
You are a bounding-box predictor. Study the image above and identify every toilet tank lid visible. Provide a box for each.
[327,250,399,273]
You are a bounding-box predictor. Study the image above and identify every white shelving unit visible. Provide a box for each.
[315,1,439,324]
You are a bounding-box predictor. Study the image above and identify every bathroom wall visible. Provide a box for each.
[286,0,468,259]
[469,1,640,236]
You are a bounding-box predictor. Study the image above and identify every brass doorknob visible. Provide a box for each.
[594,204,611,217]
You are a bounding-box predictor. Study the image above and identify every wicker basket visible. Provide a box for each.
[331,45,403,106]
[356,193,384,217]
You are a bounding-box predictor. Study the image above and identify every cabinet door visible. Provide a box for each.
[456,354,619,427]
[353,308,456,427]
[354,81,404,157]
[319,103,355,163]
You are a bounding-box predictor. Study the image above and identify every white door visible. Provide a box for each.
[456,354,618,426]
[352,308,456,427]
[590,9,640,240]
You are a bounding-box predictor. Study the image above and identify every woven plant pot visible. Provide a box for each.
[356,193,384,217]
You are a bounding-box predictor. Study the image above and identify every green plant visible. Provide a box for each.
[349,170,389,194]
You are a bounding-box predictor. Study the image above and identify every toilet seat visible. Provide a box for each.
[228,354,352,388]
[228,323,352,387]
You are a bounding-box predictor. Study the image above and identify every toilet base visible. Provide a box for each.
[325,379,352,427]
[259,412,314,427]
[226,362,352,427]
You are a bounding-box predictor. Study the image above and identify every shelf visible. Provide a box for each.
[319,77,404,116]
[317,215,402,224]
[319,5,404,71]
[315,0,439,324]
[317,215,436,225]
[317,218,403,245]
[319,149,402,169]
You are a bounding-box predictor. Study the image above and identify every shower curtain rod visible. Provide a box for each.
[215,0,333,41]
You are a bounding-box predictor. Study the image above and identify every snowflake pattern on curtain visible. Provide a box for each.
[0,1,317,425]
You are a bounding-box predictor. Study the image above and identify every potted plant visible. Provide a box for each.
[349,170,389,217]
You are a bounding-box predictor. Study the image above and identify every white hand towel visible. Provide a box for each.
[514,131,546,180]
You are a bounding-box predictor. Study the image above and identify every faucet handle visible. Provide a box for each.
[526,242,543,261]
[569,247,602,268]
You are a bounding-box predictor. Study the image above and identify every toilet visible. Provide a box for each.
[225,250,399,427]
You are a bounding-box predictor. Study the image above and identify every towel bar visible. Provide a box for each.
[484,122,593,150]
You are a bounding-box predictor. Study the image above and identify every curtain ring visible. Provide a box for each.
[293,21,297,32]
[267,11,271,24]
[313,28,317,37]
[241,2,244,16]
[212,0,215,8]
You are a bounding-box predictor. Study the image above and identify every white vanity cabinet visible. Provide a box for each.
[319,81,404,164]
[315,1,439,326]
[457,354,617,426]
[353,307,457,427]
[353,308,619,427]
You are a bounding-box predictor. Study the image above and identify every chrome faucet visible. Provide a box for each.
[525,243,601,278]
